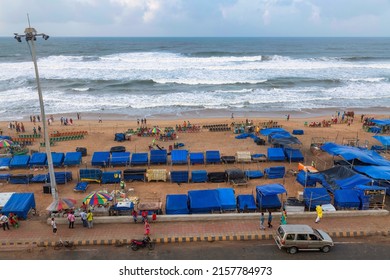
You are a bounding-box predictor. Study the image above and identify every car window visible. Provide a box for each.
[277,227,285,237]
[309,234,319,241]
[297,234,308,240]
[286,234,295,240]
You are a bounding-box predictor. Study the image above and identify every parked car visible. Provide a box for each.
[274,224,334,254]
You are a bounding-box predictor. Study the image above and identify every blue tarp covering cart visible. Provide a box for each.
[189,152,204,165]
[284,148,304,162]
[188,189,221,214]
[51,152,65,167]
[236,194,257,212]
[79,169,102,183]
[267,148,285,161]
[334,189,360,209]
[47,171,72,184]
[170,170,189,183]
[10,155,30,168]
[354,185,386,210]
[150,150,167,165]
[64,152,82,166]
[165,194,189,214]
[101,170,121,184]
[0,157,11,169]
[216,188,236,212]
[206,150,221,164]
[171,150,188,165]
[110,152,130,166]
[91,151,110,167]
[73,181,89,192]
[191,170,208,183]
[1,193,36,220]
[131,153,149,166]
[29,152,47,167]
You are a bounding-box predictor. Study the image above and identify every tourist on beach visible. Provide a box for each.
[51,217,57,235]
[260,212,265,230]
[98,116,102,123]
[87,210,94,228]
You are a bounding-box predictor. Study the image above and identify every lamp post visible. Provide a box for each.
[14,20,58,201]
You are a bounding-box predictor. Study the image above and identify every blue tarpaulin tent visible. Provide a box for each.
[256,184,287,210]
[101,170,121,184]
[1,193,36,220]
[373,135,390,148]
[334,189,360,209]
[47,171,72,184]
[216,188,236,211]
[354,185,386,210]
[0,157,11,169]
[170,170,189,183]
[284,148,304,162]
[353,165,390,180]
[165,194,189,215]
[188,189,221,214]
[236,194,257,212]
[321,142,390,166]
[80,169,102,183]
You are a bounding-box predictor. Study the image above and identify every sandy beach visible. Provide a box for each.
[0,111,388,216]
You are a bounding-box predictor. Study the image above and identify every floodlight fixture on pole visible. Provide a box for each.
[14,16,58,201]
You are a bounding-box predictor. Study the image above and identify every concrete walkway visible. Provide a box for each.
[1,210,389,248]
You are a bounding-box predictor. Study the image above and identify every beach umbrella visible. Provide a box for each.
[46,198,77,212]
[0,139,13,148]
[83,191,113,206]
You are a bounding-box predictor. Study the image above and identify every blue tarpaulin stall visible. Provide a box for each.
[91,151,110,167]
[30,174,48,183]
[131,153,149,166]
[191,170,208,183]
[171,150,188,165]
[334,189,360,209]
[79,169,102,183]
[9,174,33,184]
[114,133,126,142]
[110,152,130,166]
[29,152,47,167]
[256,184,287,210]
[1,193,36,220]
[10,155,30,168]
[150,150,167,165]
[236,194,257,212]
[373,135,390,148]
[206,150,221,164]
[189,152,204,165]
[73,181,89,192]
[245,170,264,179]
[101,170,122,184]
[63,152,82,166]
[264,166,285,179]
[188,189,221,214]
[216,188,236,212]
[321,142,390,166]
[303,187,332,210]
[51,152,65,167]
[123,169,146,182]
[165,194,189,215]
[267,148,285,161]
[170,170,189,183]
[354,185,386,210]
[296,170,321,187]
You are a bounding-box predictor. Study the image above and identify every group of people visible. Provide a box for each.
[132,209,157,236]
[137,118,147,126]
[0,213,19,230]
[259,205,323,230]
[50,209,94,235]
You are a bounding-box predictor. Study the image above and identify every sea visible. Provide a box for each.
[0,37,390,121]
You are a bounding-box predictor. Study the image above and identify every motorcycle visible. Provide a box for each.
[130,236,155,251]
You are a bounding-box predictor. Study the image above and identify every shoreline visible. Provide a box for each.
[3,106,389,122]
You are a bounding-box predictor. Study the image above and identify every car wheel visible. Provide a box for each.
[289,247,298,254]
[321,245,331,253]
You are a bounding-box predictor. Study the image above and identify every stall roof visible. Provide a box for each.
[373,135,390,147]
[321,142,390,166]
[354,165,390,180]
[256,184,287,196]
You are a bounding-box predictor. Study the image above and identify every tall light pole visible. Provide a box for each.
[14,17,58,201]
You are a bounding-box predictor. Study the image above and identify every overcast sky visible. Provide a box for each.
[1,0,390,37]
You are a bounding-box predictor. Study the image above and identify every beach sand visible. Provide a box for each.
[0,111,387,216]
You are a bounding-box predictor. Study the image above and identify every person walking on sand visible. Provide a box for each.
[98,116,102,123]
[315,205,323,223]
[51,217,57,235]
[260,212,265,230]
[87,210,94,228]
[0,213,10,231]
[267,211,273,228]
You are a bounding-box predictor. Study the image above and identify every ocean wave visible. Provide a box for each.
[72,87,90,92]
